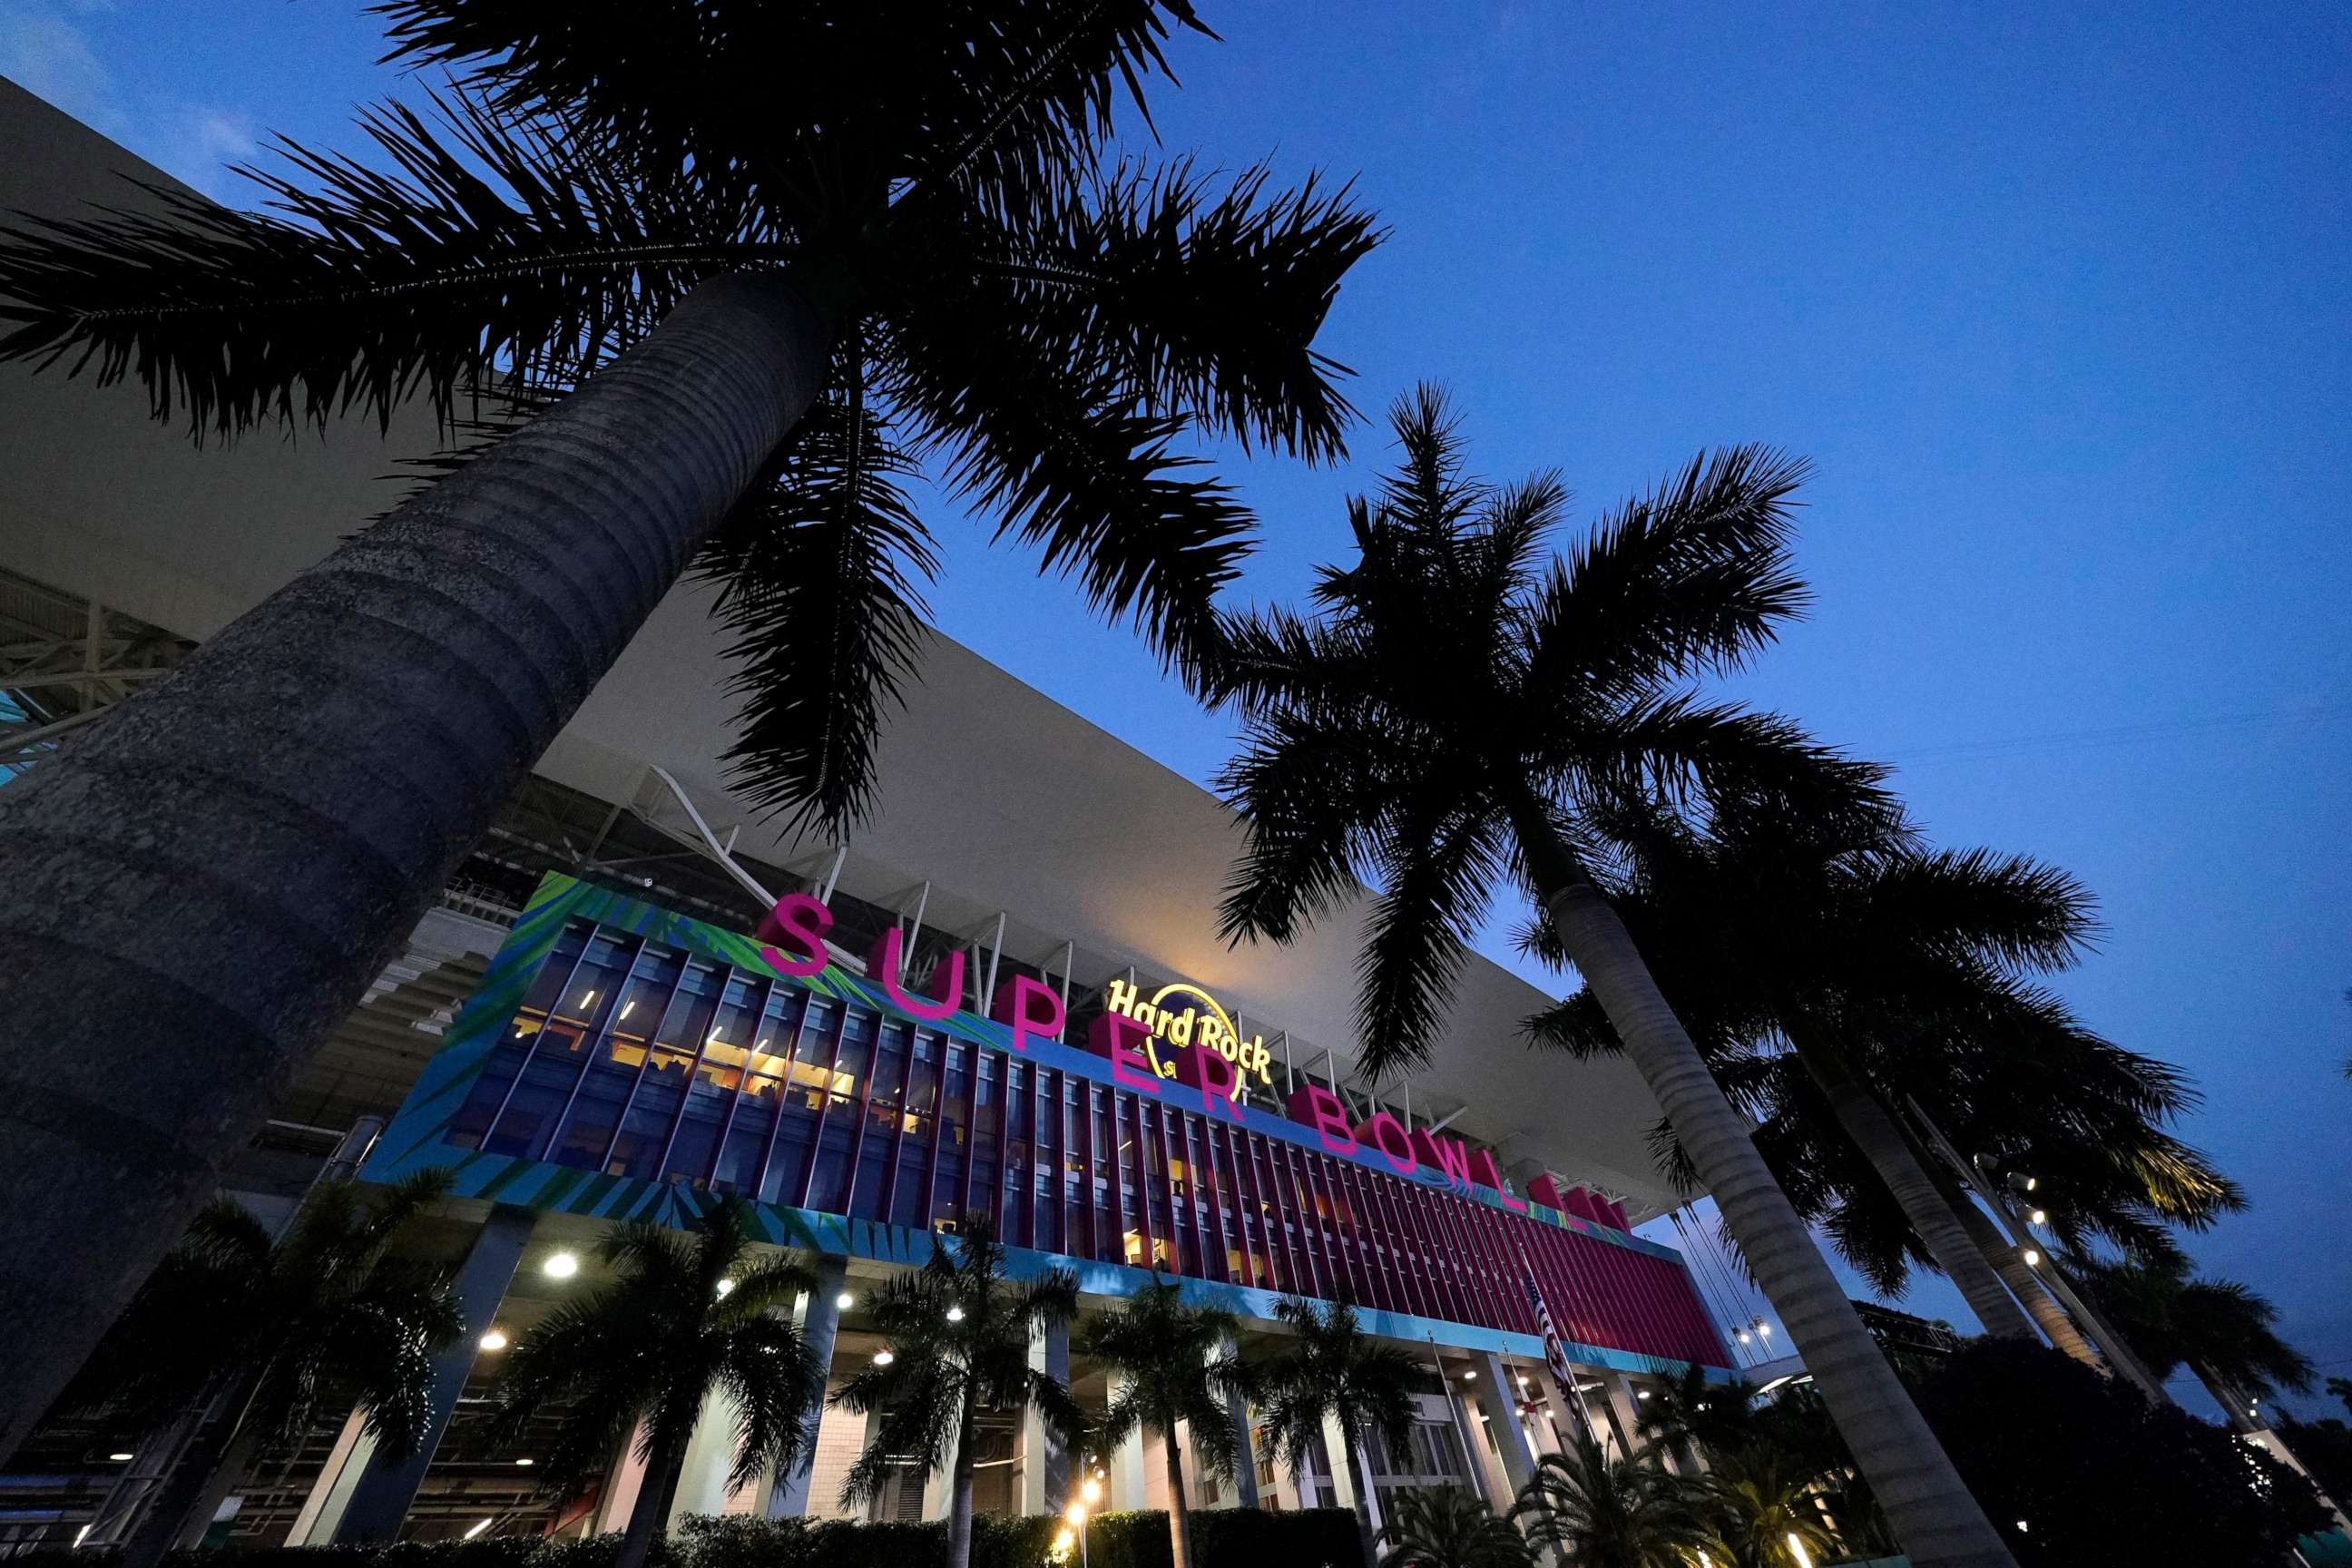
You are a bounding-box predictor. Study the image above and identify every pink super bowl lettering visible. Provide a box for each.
[989,974,1063,1053]
[757,892,834,978]
[1087,1012,1162,1093]
[866,926,964,1022]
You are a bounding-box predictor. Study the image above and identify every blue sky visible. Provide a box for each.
[6,4,2348,1415]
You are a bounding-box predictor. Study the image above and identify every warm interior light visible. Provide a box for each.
[543,1252,580,1279]
[836,1291,856,1311]
[946,1306,965,1323]
[873,1350,895,1367]
[620,1001,635,1020]
[465,1520,494,1542]
[479,1329,509,1351]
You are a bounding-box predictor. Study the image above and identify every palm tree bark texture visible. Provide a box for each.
[1796,1040,2040,1344]
[0,273,828,1450]
[1515,806,2019,1568]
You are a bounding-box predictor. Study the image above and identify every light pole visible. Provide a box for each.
[1064,1476,1100,1568]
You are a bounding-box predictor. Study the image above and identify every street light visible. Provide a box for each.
[1063,1494,1092,1568]
[946,1305,965,1323]
[1081,1478,1102,1506]
[543,1251,580,1280]
[478,1329,509,1352]
[2021,1249,2042,1268]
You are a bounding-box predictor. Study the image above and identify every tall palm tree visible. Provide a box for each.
[0,1,1377,1446]
[1632,1363,1759,1470]
[1512,1436,1717,1568]
[1523,804,2233,1361]
[1210,387,2014,1566]
[1078,1276,1247,1568]
[488,1196,823,1568]
[60,1174,459,1568]
[1250,1289,1420,1568]
[1374,1485,1534,1568]
[833,1213,1081,1568]
[2069,1249,2316,1426]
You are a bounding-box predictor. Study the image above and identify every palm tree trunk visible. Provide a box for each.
[619,1424,694,1568]
[1161,1429,1194,1568]
[1792,1044,2037,1342]
[1939,1181,2105,1371]
[1503,796,2015,1568]
[0,272,830,1452]
[945,1395,978,1568]
[1343,1436,1382,1568]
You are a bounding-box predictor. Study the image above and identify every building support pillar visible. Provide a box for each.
[285,1409,377,1545]
[1019,1316,1072,1516]
[669,1383,746,1525]
[337,1205,537,1541]
[1106,1373,1148,1511]
[1219,1337,1258,1508]
[768,1257,848,1519]
[1465,1355,1538,1502]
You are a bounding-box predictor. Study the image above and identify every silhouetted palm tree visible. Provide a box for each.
[1512,1436,1716,1568]
[1374,1485,1533,1568]
[1251,1290,1420,1568]
[0,1,1377,1445]
[2071,1249,2316,1426]
[1211,387,2013,1565]
[1631,1363,1759,1469]
[63,1174,458,1568]
[1078,1276,1246,1568]
[1524,805,2234,1364]
[489,1197,823,1568]
[833,1214,1081,1568]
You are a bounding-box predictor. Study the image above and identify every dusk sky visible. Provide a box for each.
[5,3,2347,1414]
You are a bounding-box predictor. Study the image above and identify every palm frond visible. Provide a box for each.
[970,161,1377,459]
[1524,446,1811,708]
[701,348,937,834]
[1353,804,1506,1080]
[0,93,754,437]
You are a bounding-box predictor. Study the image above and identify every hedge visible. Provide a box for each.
[19,1506,1363,1568]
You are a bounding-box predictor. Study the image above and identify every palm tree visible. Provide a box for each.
[1512,1436,1718,1568]
[60,1174,459,1568]
[1632,1364,1760,1470]
[1524,804,2234,1363]
[1251,1289,1420,1568]
[1211,387,2014,1565]
[1374,1485,1534,1568]
[488,1196,823,1568]
[1078,1276,1247,1568]
[0,1,1377,1445]
[2070,1248,2316,1427]
[1700,1443,1841,1568]
[833,1213,1081,1568]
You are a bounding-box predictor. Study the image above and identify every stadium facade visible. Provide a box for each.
[0,77,1740,1550]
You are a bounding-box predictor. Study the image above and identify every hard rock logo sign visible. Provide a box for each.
[1098,976,1275,1098]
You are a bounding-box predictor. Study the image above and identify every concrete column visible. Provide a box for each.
[597,1423,652,1534]
[1463,1355,1537,1502]
[1317,1413,1356,1511]
[285,1409,376,1544]
[1106,1373,1148,1511]
[1598,1374,1643,1465]
[1019,1317,1072,1516]
[669,1383,746,1525]
[1219,1338,1258,1509]
[769,1257,848,1519]
[337,1205,537,1541]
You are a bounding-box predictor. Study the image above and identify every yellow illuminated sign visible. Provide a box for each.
[1102,977,1275,1096]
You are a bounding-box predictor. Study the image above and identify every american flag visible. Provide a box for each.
[1520,1250,1576,1393]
